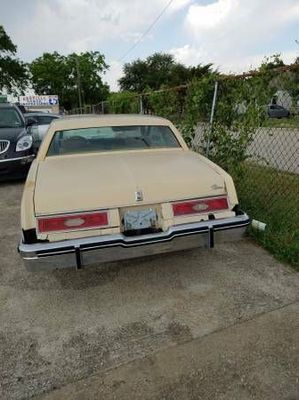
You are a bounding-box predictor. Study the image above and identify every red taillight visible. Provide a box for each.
[38,211,108,233]
[172,196,229,216]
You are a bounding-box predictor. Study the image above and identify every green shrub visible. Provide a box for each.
[107,92,140,114]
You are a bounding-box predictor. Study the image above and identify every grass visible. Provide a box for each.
[263,115,299,128]
[231,163,299,270]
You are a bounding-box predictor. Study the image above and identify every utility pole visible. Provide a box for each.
[75,56,83,113]
[139,95,144,114]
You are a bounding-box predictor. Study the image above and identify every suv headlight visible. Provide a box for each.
[16,135,33,152]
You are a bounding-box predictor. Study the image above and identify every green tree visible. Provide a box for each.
[256,54,299,110]
[119,58,149,92]
[118,52,212,92]
[258,54,285,72]
[0,25,28,94]
[30,51,109,110]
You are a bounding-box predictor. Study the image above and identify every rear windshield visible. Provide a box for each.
[47,125,180,156]
[0,108,24,128]
[27,115,58,125]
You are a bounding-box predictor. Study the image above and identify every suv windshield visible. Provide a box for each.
[0,108,24,128]
[47,125,181,156]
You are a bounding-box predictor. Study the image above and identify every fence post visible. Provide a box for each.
[206,81,218,157]
[139,95,144,114]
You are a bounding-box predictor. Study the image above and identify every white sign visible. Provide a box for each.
[19,95,59,106]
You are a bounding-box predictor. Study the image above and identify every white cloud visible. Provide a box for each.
[104,61,123,91]
[3,0,299,90]
[168,0,192,13]
[171,45,298,74]
[5,0,192,90]
[187,0,235,31]
[11,0,191,59]
[186,0,299,43]
[170,44,202,66]
[169,0,299,73]
[169,45,299,73]
[7,0,191,90]
[220,50,299,74]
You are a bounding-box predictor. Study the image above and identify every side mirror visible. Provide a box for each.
[26,117,38,127]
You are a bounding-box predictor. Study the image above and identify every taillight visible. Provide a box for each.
[38,211,108,233]
[172,196,229,216]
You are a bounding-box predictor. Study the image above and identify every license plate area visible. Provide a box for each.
[123,208,158,232]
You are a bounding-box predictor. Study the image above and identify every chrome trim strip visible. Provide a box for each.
[0,155,34,163]
[0,140,10,155]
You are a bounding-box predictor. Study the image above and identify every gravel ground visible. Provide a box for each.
[0,181,298,400]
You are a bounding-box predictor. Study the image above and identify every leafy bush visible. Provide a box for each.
[107,91,140,114]
[202,122,254,172]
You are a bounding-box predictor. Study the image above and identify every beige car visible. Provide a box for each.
[19,114,250,271]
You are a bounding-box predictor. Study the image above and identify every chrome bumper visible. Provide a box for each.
[0,155,35,164]
[19,212,250,271]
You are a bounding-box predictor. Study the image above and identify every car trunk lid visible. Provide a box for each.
[34,149,226,215]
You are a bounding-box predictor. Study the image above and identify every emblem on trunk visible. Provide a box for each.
[211,184,224,190]
[135,190,143,202]
[193,203,209,211]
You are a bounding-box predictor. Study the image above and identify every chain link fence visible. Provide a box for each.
[69,65,299,267]
[207,68,298,267]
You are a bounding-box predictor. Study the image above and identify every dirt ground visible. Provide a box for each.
[0,182,298,400]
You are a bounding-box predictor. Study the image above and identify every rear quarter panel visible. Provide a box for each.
[21,160,39,230]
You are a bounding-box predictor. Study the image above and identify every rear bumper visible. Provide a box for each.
[19,212,250,271]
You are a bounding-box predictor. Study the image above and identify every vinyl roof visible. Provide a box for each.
[50,114,172,129]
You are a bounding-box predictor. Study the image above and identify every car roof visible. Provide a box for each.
[50,114,172,130]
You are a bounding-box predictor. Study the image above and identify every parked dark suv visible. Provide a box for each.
[0,103,36,180]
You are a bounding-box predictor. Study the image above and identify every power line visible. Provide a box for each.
[118,0,174,62]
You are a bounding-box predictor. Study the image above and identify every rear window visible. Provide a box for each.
[36,115,58,125]
[47,125,181,156]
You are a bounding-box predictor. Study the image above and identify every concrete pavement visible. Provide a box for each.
[0,182,298,400]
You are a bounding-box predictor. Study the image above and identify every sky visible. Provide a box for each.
[1,0,299,91]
